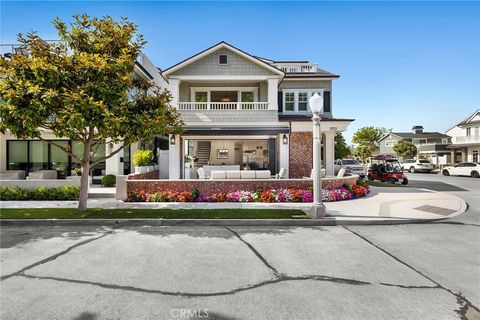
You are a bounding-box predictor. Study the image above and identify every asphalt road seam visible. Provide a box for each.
[224,226,281,277]
[343,226,480,314]
[0,230,115,281]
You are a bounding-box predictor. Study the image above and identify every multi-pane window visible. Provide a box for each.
[285,93,295,111]
[283,90,324,113]
[385,140,396,147]
[218,54,228,65]
[298,92,308,111]
[466,127,471,136]
[473,150,479,163]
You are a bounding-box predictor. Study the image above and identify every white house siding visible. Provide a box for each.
[279,80,332,91]
[179,110,279,124]
[169,49,279,76]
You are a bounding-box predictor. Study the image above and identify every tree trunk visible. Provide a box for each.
[78,162,90,211]
[78,140,92,212]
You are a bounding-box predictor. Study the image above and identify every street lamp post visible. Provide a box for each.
[309,93,326,218]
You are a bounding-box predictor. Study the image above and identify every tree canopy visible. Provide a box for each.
[352,127,388,147]
[393,140,417,159]
[334,132,351,159]
[0,14,183,210]
[355,144,374,161]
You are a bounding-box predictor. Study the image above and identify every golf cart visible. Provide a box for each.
[367,156,408,185]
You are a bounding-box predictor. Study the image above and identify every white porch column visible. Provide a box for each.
[168,134,180,179]
[106,142,124,175]
[279,133,289,178]
[267,78,279,110]
[169,79,181,107]
[324,131,336,176]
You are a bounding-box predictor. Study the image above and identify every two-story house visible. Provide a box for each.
[1,41,354,180]
[160,42,353,179]
[446,109,480,163]
[378,125,451,165]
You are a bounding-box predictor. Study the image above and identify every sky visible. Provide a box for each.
[1,1,479,144]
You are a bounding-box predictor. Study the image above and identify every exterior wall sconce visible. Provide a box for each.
[282,134,288,145]
[170,135,176,145]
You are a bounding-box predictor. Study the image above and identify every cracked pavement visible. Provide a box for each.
[1,175,479,319]
[1,224,479,320]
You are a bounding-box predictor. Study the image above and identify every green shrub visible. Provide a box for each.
[133,149,153,167]
[101,174,116,187]
[0,186,80,201]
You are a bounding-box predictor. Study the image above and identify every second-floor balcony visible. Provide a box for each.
[178,102,269,111]
[454,135,480,144]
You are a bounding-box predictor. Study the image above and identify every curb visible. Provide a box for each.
[0,217,444,227]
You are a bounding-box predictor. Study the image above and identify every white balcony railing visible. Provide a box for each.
[274,63,317,73]
[178,102,269,111]
[455,135,480,143]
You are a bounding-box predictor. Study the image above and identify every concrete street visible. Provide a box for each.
[1,173,479,320]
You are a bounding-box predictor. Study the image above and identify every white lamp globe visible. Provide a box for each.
[309,93,324,114]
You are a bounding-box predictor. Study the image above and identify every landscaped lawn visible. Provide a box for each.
[0,208,308,219]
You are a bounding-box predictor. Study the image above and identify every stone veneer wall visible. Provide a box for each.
[126,176,359,195]
[289,132,313,178]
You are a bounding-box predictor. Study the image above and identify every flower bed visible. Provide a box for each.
[126,181,370,203]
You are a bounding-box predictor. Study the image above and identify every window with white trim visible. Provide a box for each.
[218,54,228,65]
[285,92,295,111]
[298,92,308,111]
[385,140,396,147]
[282,89,324,113]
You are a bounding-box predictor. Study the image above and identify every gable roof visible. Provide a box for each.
[446,109,480,132]
[162,41,285,77]
[379,131,449,142]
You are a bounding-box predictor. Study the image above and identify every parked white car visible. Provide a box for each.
[442,162,480,178]
[400,159,434,173]
[334,159,366,177]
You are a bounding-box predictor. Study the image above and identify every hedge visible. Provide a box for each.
[0,186,80,201]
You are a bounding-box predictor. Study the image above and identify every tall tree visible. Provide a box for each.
[393,140,417,159]
[352,126,388,147]
[334,132,351,159]
[0,15,183,211]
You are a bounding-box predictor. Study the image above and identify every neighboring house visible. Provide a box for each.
[0,42,161,179]
[1,41,354,180]
[446,109,480,164]
[161,41,353,179]
[378,126,451,165]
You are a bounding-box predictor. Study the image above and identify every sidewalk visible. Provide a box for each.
[0,187,467,225]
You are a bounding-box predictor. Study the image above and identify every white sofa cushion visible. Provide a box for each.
[210,171,226,179]
[255,170,271,179]
[240,171,256,179]
[226,171,241,179]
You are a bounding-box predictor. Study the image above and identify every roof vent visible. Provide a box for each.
[412,125,424,134]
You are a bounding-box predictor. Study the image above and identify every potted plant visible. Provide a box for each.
[133,150,153,173]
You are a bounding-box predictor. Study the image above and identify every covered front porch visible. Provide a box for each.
[165,125,338,179]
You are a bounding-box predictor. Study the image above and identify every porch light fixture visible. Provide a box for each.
[170,135,176,145]
[282,134,288,145]
[309,93,326,218]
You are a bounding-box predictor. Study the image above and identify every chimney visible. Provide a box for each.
[412,125,424,134]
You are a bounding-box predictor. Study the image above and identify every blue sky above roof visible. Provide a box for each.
[1,1,479,143]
